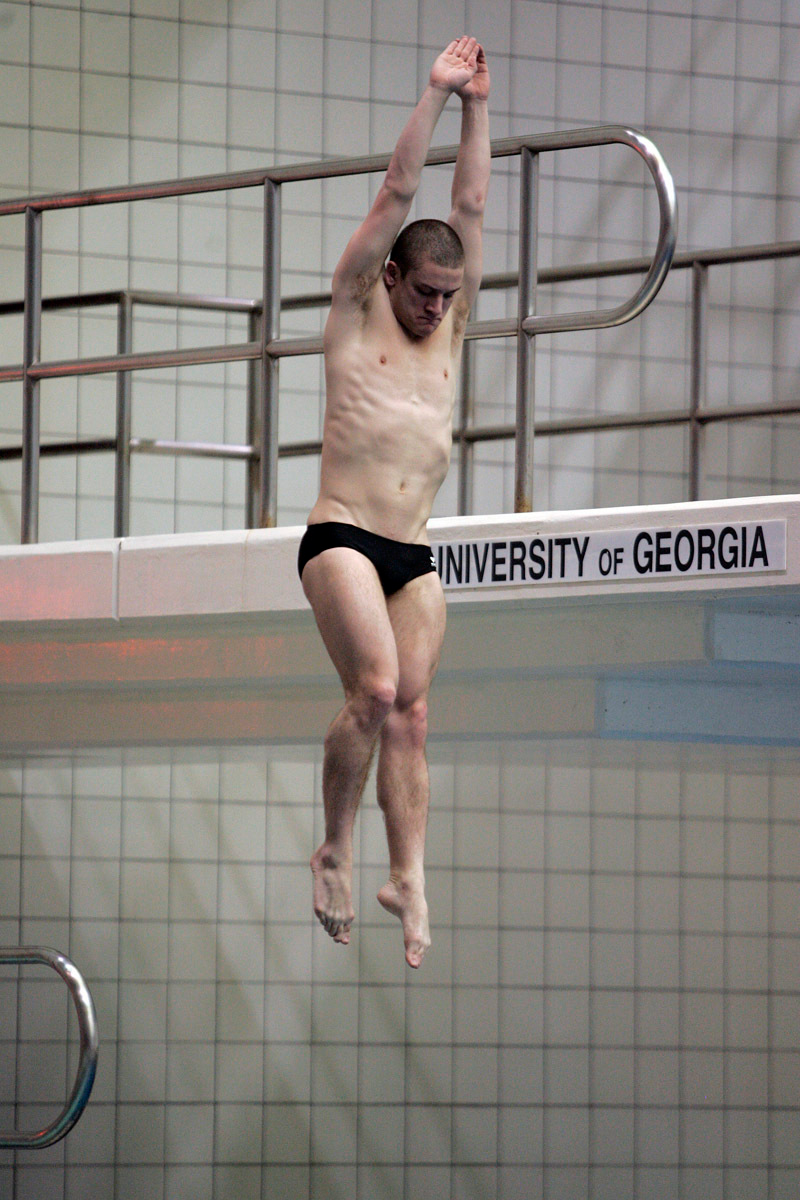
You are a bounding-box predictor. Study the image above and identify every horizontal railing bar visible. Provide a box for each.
[30,241,793,376]
[0,169,272,215]
[267,335,324,358]
[0,438,116,461]
[696,399,800,424]
[0,126,671,216]
[464,401,800,441]
[280,400,800,459]
[464,317,517,341]
[279,439,323,458]
[481,239,800,292]
[0,290,124,317]
[131,438,256,460]
[461,411,691,442]
[282,290,332,311]
[27,340,262,379]
[0,287,316,319]
[127,290,261,314]
[3,237,795,333]
[678,241,800,269]
[3,398,797,470]
[21,314,543,376]
[0,290,256,318]
[277,414,689,458]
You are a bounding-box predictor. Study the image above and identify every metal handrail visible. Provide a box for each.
[0,126,666,215]
[1,128,676,374]
[3,237,796,439]
[0,124,676,541]
[2,236,797,512]
[0,946,98,1149]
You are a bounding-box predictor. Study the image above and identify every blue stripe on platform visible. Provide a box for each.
[598,678,800,744]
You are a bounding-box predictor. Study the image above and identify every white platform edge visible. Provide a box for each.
[0,495,797,625]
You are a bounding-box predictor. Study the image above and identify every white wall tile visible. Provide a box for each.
[228,26,276,90]
[275,32,323,95]
[31,66,80,132]
[228,87,275,149]
[603,9,647,70]
[0,1,30,65]
[229,0,277,29]
[82,12,130,76]
[183,0,228,25]
[325,0,370,40]
[693,16,737,77]
[323,37,370,100]
[280,0,324,37]
[275,92,323,154]
[135,0,179,14]
[543,1104,589,1161]
[80,73,131,137]
[131,76,179,139]
[170,796,218,854]
[30,128,80,191]
[323,97,371,157]
[180,21,228,86]
[418,1,468,51]
[406,1102,452,1163]
[132,16,180,80]
[31,6,81,71]
[179,81,227,143]
[648,14,693,74]
[371,0,419,46]
[165,1101,215,1163]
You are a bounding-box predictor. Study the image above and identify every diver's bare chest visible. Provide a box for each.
[368,333,455,401]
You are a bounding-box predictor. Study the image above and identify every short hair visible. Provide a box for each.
[389,219,464,275]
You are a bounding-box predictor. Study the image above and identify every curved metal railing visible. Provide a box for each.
[490,126,677,510]
[0,124,677,540]
[0,946,99,1149]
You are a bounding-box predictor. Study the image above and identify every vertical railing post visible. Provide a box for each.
[21,206,43,543]
[689,260,708,502]
[259,180,281,528]
[514,147,539,512]
[457,339,474,516]
[246,308,262,528]
[114,292,133,538]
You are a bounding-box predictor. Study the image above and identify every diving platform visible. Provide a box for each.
[0,495,798,752]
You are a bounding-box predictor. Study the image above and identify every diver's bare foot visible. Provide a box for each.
[310,844,355,944]
[377,876,431,968]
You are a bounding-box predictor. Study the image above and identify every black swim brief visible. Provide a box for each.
[297,521,438,596]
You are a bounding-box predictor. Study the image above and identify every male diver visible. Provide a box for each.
[299,37,490,967]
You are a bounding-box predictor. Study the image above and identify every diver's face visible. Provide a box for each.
[384,256,464,338]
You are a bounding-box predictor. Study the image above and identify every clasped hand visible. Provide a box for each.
[430,36,490,101]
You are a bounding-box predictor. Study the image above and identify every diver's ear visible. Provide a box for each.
[384,260,400,289]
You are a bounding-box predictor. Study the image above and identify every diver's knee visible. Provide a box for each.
[348,674,398,735]
[384,696,428,750]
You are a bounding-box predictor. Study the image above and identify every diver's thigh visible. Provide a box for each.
[301,546,399,691]
[386,570,447,705]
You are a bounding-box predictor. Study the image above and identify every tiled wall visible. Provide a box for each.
[1,0,800,540]
[1,742,799,1199]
